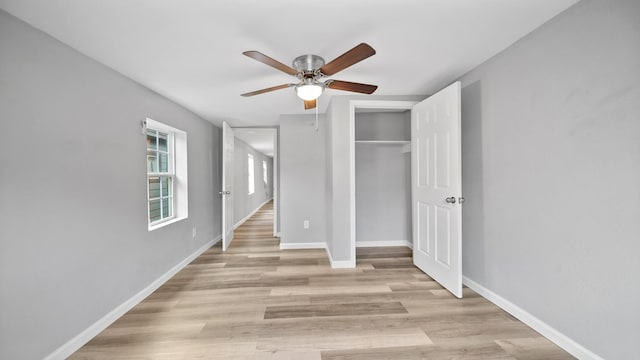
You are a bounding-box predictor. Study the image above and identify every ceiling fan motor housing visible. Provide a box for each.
[292,54,325,74]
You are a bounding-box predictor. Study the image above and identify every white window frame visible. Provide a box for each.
[146,118,188,231]
[248,154,255,195]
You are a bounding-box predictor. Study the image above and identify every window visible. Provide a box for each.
[247,154,255,195]
[146,118,188,230]
[262,160,268,184]
[147,128,173,223]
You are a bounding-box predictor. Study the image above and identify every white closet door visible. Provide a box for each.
[411,81,463,298]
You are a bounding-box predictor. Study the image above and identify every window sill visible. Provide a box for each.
[148,216,187,231]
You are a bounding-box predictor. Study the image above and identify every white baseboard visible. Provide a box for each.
[234,197,273,229]
[279,242,326,250]
[462,276,603,360]
[356,240,412,248]
[44,236,221,360]
[278,242,355,268]
[326,246,356,269]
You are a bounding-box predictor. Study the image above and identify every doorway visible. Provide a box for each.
[221,126,279,252]
[349,100,416,260]
[354,108,413,249]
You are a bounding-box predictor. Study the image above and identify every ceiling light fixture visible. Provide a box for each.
[295,79,324,101]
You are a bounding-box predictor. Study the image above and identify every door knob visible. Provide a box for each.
[219,191,231,195]
[445,197,456,204]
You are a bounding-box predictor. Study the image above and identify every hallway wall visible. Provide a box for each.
[233,138,273,226]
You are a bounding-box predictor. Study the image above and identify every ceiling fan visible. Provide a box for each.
[241,43,378,110]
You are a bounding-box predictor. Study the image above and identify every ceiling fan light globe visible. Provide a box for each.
[296,84,323,101]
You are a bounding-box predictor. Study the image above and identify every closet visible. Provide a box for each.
[354,109,412,248]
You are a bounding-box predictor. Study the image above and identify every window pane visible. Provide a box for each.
[160,176,171,197]
[162,198,172,218]
[263,160,268,184]
[147,151,158,173]
[148,177,160,198]
[158,132,168,152]
[248,154,255,194]
[146,130,157,150]
[149,199,161,222]
[159,152,169,172]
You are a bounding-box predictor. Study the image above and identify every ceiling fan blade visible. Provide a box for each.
[243,51,298,76]
[320,43,376,76]
[241,84,293,97]
[304,99,317,110]
[327,80,378,94]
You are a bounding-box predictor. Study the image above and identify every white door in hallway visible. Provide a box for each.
[411,81,463,298]
[222,121,235,251]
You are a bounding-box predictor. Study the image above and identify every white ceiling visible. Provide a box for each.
[0,0,579,128]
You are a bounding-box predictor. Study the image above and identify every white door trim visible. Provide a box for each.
[221,121,235,251]
[348,100,418,267]
[273,129,279,237]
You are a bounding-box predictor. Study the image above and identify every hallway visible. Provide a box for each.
[70,201,573,359]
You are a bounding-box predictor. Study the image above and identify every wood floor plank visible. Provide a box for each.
[321,343,516,360]
[253,350,322,360]
[270,285,392,296]
[495,338,576,360]
[264,301,407,319]
[70,200,574,359]
[255,327,432,353]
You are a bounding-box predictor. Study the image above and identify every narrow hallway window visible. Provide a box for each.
[248,154,255,194]
[262,160,268,184]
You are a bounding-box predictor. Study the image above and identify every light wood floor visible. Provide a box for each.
[71,201,574,359]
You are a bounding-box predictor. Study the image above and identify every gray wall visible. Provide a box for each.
[324,108,334,254]
[233,138,273,225]
[459,0,640,358]
[354,111,411,141]
[326,97,353,261]
[0,11,222,360]
[279,114,326,245]
[355,112,411,244]
[355,146,411,244]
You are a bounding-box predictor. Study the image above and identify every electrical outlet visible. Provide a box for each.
[303,220,310,229]
[192,227,197,238]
